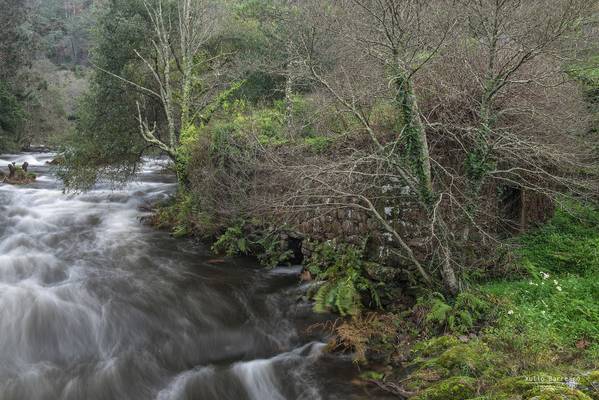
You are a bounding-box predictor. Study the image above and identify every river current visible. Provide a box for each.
[0,152,390,400]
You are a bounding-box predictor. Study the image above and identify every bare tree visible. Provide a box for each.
[289,0,461,293]
[268,0,599,294]
[447,0,598,241]
[96,0,222,162]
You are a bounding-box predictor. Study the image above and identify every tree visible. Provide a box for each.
[0,0,34,151]
[31,0,95,66]
[290,0,460,293]
[277,0,599,294]
[97,0,235,162]
[451,0,597,242]
[60,0,245,189]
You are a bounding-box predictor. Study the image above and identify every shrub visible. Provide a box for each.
[303,136,333,153]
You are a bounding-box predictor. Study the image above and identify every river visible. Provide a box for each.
[0,152,392,400]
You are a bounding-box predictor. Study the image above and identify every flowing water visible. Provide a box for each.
[0,152,391,400]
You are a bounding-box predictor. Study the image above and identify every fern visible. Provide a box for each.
[308,241,382,316]
[212,223,248,256]
[425,296,452,327]
[255,232,293,268]
[420,292,491,334]
[314,280,361,316]
[212,223,294,268]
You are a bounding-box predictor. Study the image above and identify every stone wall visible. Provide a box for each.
[291,187,429,266]
[288,183,553,267]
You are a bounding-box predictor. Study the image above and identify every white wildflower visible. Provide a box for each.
[553,280,558,285]
[507,310,514,315]
[556,286,562,291]
[541,272,550,280]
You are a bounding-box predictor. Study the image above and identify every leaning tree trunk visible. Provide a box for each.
[393,68,459,295]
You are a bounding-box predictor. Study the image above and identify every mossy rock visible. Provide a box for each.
[491,376,536,395]
[488,374,598,400]
[413,376,478,400]
[525,385,593,400]
[413,336,460,358]
[434,341,496,377]
[4,167,36,185]
[364,262,401,282]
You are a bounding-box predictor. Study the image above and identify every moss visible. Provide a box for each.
[411,337,505,381]
[404,366,450,391]
[525,386,593,400]
[577,371,599,400]
[468,396,512,400]
[364,262,401,282]
[413,336,460,358]
[490,376,536,395]
[434,341,497,377]
[578,370,599,387]
[487,376,597,400]
[413,376,478,400]
[406,337,515,397]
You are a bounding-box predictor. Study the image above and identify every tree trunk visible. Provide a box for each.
[8,163,15,178]
[393,68,459,295]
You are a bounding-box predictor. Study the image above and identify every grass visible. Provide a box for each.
[515,204,599,276]
[483,273,599,363]
[482,204,599,363]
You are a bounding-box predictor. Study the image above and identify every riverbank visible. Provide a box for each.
[331,205,599,399]
[153,195,599,399]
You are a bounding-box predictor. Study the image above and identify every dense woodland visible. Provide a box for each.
[2,0,599,398]
[0,0,93,150]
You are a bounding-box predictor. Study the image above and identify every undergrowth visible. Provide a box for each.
[416,291,493,335]
[150,191,215,238]
[307,240,382,316]
[211,220,294,268]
